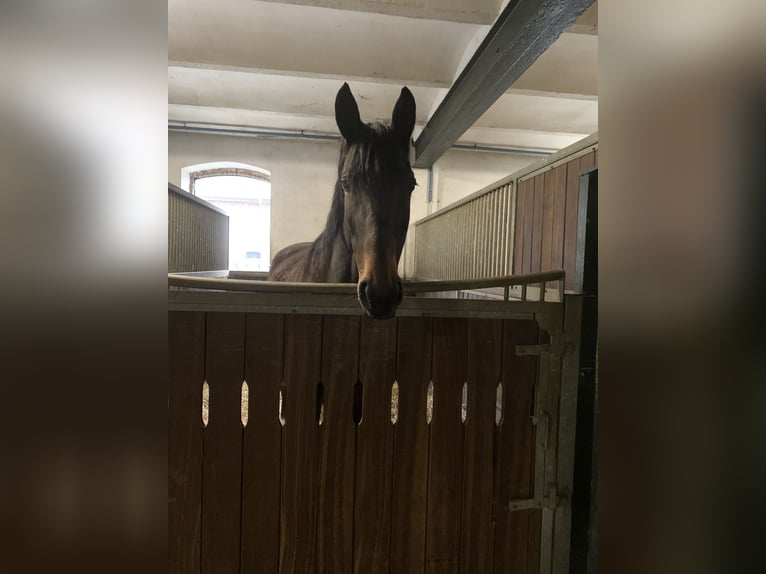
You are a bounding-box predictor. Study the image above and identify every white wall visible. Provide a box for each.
[169,131,537,272]
[430,149,536,211]
[169,131,341,257]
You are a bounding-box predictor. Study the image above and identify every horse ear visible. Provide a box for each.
[335,83,363,142]
[392,86,416,148]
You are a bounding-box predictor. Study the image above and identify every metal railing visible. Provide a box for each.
[168,269,565,302]
[414,183,514,281]
[412,134,598,297]
[168,183,229,272]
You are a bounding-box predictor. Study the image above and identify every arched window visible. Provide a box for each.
[182,162,271,271]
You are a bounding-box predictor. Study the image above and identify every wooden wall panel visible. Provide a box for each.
[530,175,545,273]
[540,170,556,292]
[241,314,284,573]
[460,319,503,573]
[549,164,568,290]
[280,315,323,573]
[512,148,598,293]
[170,310,564,574]
[169,311,205,574]
[513,180,527,275]
[493,319,540,573]
[354,318,397,574]
[202,312,246,574]
[391,317,433,573]
[523,179,535,274]
[317,316,361,573]
[426,318,468,573]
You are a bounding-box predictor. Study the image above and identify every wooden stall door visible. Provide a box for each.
[169,313,549,574]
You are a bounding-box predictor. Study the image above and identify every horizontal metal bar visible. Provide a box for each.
[507,495,560,511]
[516,344,551,356]
[168,270,565,295]
[168,289,559,319]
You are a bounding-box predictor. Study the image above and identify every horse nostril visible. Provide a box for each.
[358,280,370,302]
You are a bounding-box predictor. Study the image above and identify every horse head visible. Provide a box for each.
[335,83,416,319]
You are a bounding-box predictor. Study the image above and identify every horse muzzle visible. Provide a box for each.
[357,277,404,320]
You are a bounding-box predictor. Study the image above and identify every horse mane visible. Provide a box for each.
[322,121,401,236]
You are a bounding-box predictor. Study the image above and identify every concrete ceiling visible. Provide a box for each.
[169,0,598,153]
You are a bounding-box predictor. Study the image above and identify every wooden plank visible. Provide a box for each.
[523,179,534,274]
[460,319,502,573]
[564,152,595,292]
[354,318,397,573]
[563,158,581,292]
[241,313,284,574]
[493,319,539,573]
[552,297,584,574]
[201,312,246,574]
[540,170,556,297]
[280,314,323,573]
[530,175,545,274]
[579,151,595,172]
[426,319,468,573]
[528,510,544,574]
[549,165,568,292]
[317,315,361,573]
[169,311,205,574]
[513,180,527,275]
[391,317,433,572]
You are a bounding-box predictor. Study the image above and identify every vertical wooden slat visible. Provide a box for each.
[460,319,502,573]
[354,318,397,573]
[496,189,503,276]
[317,315,361,573]
[202,312,245,574]
[391,317,433,572]
[500,187,506,275]
[493,319,540,573]
[540,170,556,298]
[169,311,205,574]
[463,206,470,278]
[563,157,584,291]
[513,182,524,275]
[523,179,534,274]
[539,329,560,574]
[426,318,468,573]
[496,188,503,277]
[241,314,284,573]
[486,193,494,278]
[280,314,323,573]
[579,151,595,172]
[505,185,513,276]
[549,165,568,296]
[531,175,544,274]
[551,298,584,574]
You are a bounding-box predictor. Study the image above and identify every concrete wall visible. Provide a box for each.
[168,131,538,271]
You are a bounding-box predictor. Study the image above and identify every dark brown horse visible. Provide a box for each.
[269,83,417,319]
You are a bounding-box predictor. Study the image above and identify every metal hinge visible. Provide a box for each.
[516,336,574,357]
[507,488,567,512]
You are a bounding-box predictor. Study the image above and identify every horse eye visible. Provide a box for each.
[341,177,351,193]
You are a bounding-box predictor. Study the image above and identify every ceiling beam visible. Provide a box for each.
[413,0,596,168]
[251,0,500,25]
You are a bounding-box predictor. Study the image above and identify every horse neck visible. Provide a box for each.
[312,182,356,282]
